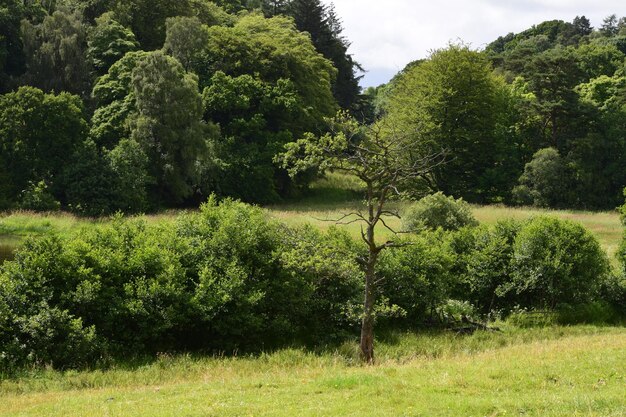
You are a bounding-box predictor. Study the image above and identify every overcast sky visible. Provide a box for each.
[322,0,623,87]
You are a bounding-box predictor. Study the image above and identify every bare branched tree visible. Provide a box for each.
[277,112,444,363]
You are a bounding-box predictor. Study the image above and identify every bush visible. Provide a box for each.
[512,148,572,208]
[454,219,524,314]
[0,197,367,370]
[506,217,610,309]
[377,230,455,326]
[402,192,478,232]
[19,180,60,211]
[278,225,363,343]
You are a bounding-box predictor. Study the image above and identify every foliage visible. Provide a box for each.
[131,51,212,203]
[453,219,524,314]
[507,217,610,309]
[377,231,455,326]
[402,192,478,232]
[0,86,88,206]
[384,44,517,202]
[90,50,148,148]
[279,111,444,362]
[512,148,571,208]
[0,198,367,368]
[287,0,362,112]
[87,12,139,75]
[163,16,209,71]
[19,180,61,212]
[107,138,152,213]
[20,9,92,97]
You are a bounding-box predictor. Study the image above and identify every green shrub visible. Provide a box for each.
[506,217,610,309]
[0,197,367,370]
[512,148,572,208]
[19,180,60,211]
[278,225,363,343]
[377,231,455,326]
[402,192,478,232]
[456,219,524,314]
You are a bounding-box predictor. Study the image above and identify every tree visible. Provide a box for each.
[202,71,303,202]
[384,44,515,202]
[91,50,149,148]
[87,12,139,75]
[601,14,619,37]
[107,138,152,212]
[0,0,46,92]
[572,16,592,37]
[20,9,92,97]
[131,51,211,203]
[0,86,88,204]
[524,47,583,150]
[512,147,571,208]
[179,14,337,202]
[287,0,362,111]
[163,16,209,71]
[277,112,443,363]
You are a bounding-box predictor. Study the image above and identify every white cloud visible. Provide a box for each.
[323,0,622,86]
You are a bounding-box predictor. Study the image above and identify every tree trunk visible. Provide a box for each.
[359,251,377,364]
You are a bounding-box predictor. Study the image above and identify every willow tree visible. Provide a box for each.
[278,113,442,363]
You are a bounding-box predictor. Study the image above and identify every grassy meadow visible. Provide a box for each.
[1,326,625,416]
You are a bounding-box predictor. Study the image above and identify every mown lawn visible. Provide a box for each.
[1,327,625,417]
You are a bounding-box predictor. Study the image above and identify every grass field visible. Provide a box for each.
[1,326,625,416]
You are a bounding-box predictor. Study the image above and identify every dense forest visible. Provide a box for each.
[1,1,626,214]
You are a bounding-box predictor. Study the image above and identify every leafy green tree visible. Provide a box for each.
[19,180,61,211]
[202,71,301,202]
[62,139,118,215]
[131,51,211,203]
[576,40,625,80]
[87,12,139,75]
[0,0,46,91]
[385,44,515,202]
[512,148,571,208]
[402,192,478,233]
[601,14,619,37]
[509,217,609,309]
[572,15,593,37]
[163,16,209,71]
[91,50,149,148]
[0,86,88,204]
[20,9,92,97]
[164,14,337,202]
[107,138,152,212]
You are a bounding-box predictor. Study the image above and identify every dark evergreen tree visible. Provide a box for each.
[287,0,362,112]
[260,0,289,17]
[601,14,619,37]
[572,15,592,37]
